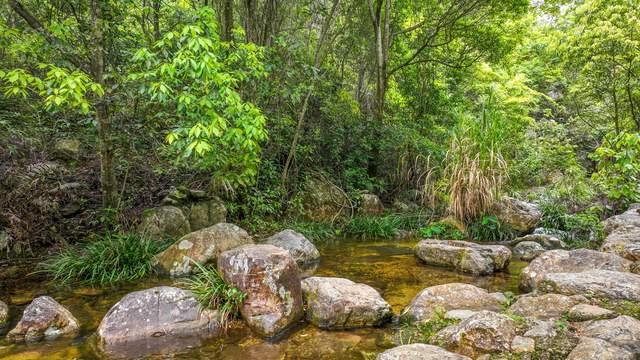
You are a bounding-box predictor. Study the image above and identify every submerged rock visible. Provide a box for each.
[508,293,585,320]
[359,193,384,215]
[538,270,640,302]
[433,311,517,357]
[377,343,471,360]
[520,249,632,291]
[401,283,503,323]
[415,239,511,275]
[7,296,79,343]
[494,197,541,233]
[567,337,634,360]
[154,223,253,277]
[218,244,303,338]
[512,241,545,261]
[301,276,392,329]
[264,229,320,276]
[139,205,191,240]
[578,316,640,354]
[97,286,222,358]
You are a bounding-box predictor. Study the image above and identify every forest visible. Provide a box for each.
[0,0,639,359]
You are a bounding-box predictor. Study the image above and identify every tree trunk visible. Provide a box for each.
[222,0,234,41]
[91,0,118,208]
[152,0,161,40]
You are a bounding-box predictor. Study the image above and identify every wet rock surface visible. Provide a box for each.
[218,244,304,338]
[301,276,392,329]
[401,283,503,323]
[520,248,633,291]
[377,343,471,360]
[96,286,222,358]
[7,296,79,343]
[154,223,253,277]
[415,239,511,275]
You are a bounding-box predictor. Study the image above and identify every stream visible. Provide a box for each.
[0,237,526,359]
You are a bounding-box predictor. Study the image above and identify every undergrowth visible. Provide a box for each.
[41,232,169,285]
[398,308,458,345]
[344,215,401,239]
[538,201,604,248]
[178,260,245,329]
[467,215,516,242]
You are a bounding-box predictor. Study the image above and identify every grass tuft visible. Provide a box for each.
[344,215,401,239]
[41,232,168,286]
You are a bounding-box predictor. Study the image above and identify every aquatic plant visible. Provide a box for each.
[41,232,167,285]
[177,260,245,328]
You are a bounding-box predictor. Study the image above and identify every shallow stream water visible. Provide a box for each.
[0,238,526,359]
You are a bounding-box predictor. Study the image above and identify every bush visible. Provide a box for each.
[539,201,604,249]
[178,261,245,328]
[591,132,640,207]
[419,221,464,240]
[466,215,516,242]
[41,232,168,285]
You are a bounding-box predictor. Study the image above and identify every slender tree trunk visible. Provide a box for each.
[91,0,118,208]
[612,88,620,134]
[244,0,256,43]
[222,0,234,41]
[626,68,639,131]
[152,0,161,40]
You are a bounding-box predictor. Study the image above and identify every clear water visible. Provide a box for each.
[0,238,526,359]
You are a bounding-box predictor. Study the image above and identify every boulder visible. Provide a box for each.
[511,336,535,354]
[139,206,191,240]
[264,229,320,276]
[154,223,252,277]
[537,270,640,302]
[7,296,79,343]
[444,309,478,321]
[415,239,511,275]
[401,283,503,323]
[602,205,640,234]
[494,197,541,233]
[298,177,349,222]
[54,139,81,159]
[377,344,471,360]
[601,226,640,261]
[567,337,634,360]
[512,241,545,261]
[534,227,570,240]
[524,320,579,358]
[96,286,222,358]
[578,316,640,354]
[218,244,303,338]
[359,193,384,215]
[520,249,632,291]
[433,311,517,357]
[0,300,8,331]
[508,293,585,320]
[301,277,392,329]
[567,304,616,322]
[183,198,227,232]
[512,233,566,250]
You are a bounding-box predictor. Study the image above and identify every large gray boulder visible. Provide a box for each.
[567,337,634,360]
[603,204,640,234]
[508,293,585,320]
[183,198,227,232]
[578,316,640,355]
[301,276,392,329]
[512,241,545,261]
[7,296,79,343]
[494,197,541,233]
[377,344,471,360]
[154,223,253,277]
[433,311,517,357]
[415,239,511,275]
[359,193,384,215]
[139,205,191,240]
[264,229,320,277]
[537,270,640,302]
[298,177,349,221]
[520,249,632,291]
[568,304,616,322]
[524,319,579,358]
[512,233,566,250]
[402,283,503,323]
[602,226,640,261]
[54,138,81,160]
[96,286,222,358]
[218,244,303,338]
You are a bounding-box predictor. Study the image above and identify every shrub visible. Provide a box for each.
[41,232,168,285]
[419,221,464,240]
[591,132,640,207]
[467,215,516,242]
[178,261,245,328]
[538,201,604,249]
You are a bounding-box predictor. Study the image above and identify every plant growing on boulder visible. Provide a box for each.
[41,232,167,285]
[178,260,245,328]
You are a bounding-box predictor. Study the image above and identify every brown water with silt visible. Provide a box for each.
[0,238,525,359]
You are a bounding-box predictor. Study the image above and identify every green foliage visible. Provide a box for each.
[41,232,167,286]
[130,7,267,188]
[344,215,401,240]
[178,260,245,328]
[399,308,458,345]
[538,201,604,249]
[467,215,516,242]
[420,222,464,240]
[591,132,640,206]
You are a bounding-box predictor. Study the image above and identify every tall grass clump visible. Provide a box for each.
[344,215,401,239]
[41,232,168,286]
[467,215,516,242]
[178,260,245,329]
[444,102,508,223]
